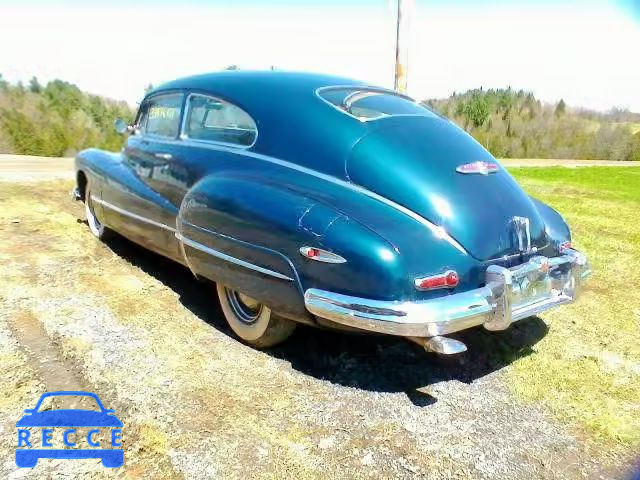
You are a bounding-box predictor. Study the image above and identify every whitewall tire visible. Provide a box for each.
[85,188,111,241]
[216,283,296,348]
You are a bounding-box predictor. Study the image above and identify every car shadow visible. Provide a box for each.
[103,233,549,406]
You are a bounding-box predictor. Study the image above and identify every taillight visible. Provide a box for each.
[414,270,459,291]
[559,241,572,253]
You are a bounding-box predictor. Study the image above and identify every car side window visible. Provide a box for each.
[184,93,257,147]
[141,93,184,138]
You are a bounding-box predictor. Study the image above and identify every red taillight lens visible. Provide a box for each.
[415,270,459,290]
[305,248,320,258]
[559,241,572,253]
[445,271,459,286]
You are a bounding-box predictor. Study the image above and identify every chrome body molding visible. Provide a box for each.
[90,195,176,232]
[304,249,591,337]
[175,232,294,282]
[511,216,532,253]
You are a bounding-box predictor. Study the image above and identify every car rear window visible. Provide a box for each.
[319,87,438,121]
[184,93,257,147]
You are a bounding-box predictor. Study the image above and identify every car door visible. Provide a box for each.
[139,92,261,263]
[103,92,185,258]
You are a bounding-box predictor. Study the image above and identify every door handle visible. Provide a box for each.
[153,153,173,160]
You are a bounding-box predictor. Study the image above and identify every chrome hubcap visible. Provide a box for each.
[224,288,263,324]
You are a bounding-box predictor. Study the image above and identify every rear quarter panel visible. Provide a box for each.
[178,156,481,317]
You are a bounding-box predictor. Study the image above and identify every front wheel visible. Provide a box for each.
[85,186,112,241]
[216,284,296,348]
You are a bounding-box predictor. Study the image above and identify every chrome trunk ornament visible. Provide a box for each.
[455,161,499,175]
[512,216,531,253]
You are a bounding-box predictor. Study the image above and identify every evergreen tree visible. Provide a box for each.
[28,76,42,93]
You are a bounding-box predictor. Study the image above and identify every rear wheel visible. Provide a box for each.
[216,284,296,348]
[85,186,112,241]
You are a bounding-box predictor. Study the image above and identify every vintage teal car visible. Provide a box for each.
[72,71,590,354]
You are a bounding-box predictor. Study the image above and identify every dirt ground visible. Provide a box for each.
[0,157,635,479]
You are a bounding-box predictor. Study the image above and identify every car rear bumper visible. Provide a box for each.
[304,249,591,338]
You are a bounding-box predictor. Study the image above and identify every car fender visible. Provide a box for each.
[530,197,571,247]
[177,173,322,321]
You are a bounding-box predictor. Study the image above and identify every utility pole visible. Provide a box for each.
[394,0,412,93]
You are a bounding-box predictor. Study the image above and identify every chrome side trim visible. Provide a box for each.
[314,85,437,123]
[90,195,176,232]
[129,137,467,255]
[175,232,294,282]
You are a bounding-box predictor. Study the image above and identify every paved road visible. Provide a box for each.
[500,158,639,167]
[0,154,638,182]
[0,154,74,181]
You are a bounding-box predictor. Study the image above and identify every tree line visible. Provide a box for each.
[0,74,638,161]
[424,88,640,161]
[0,74,133,157]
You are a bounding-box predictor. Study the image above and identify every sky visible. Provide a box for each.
[0,0,638,111]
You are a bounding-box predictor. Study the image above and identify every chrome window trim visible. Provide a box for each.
[123,137,468,255]
[315,85,435,123]
[179,92,258,149]
[175,232,293,281]
[90,196,176,232]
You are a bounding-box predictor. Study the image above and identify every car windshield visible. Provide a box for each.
[37,395,101,412]
[319,87,439,121]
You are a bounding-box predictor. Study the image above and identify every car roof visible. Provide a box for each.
[144,71,399,177]
[148,70,367,100]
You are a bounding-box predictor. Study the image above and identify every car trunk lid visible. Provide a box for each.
[346,116,548,261]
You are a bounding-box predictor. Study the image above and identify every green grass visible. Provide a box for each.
[507,167,640,447]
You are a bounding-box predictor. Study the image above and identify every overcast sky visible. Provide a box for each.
[1,0,638,111]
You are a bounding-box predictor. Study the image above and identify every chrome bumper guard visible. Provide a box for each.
[304,249,591,337]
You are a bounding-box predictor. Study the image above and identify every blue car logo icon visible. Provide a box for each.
[16,391,123,468]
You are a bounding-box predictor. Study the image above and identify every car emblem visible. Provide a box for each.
[455,161,499,175]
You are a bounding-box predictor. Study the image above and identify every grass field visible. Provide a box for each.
[508,167,640,448]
